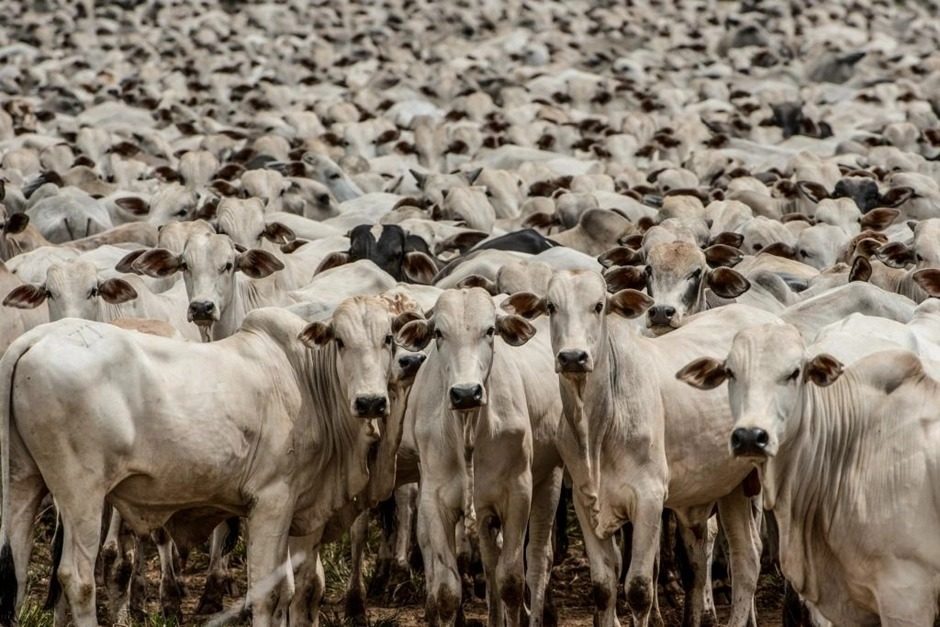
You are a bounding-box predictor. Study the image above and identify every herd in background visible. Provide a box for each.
[0,0,939,625]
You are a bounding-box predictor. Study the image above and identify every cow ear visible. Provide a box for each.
[879,186,914,208]
[704,244,743,268]
[3,213,29,234]
[500,291,547,319]
[802,353,844,387]
[522,212,558,229]
[114,196,150,216]
[606,289,654,318]
[709,231,744,249]
[391,310,424,334]
[876,242,914,268]
[676,357,729,390]
[298,321,333,347]
[395,318,433,352]
[620,233,645,249]
[707,267,750,298]
[853,237,883,259]
[496,314,537,346]
[434,230,489,255]
[115,249,146,274]
[236,249,284,278]
[463,167,483,184]
[281,239,308,254]
[598,245,643,267]
[262,222,295,245]
[3,284,47,309]
[761,242,796,259]
[403,251,438,284]
[603,266,647,292]
[195,195,220,222]
[796,180,829,203]
[849,256,872,283]
[913,269,940,298]
[860,207,899,231]
[315,251,350,275]
[134,248,183,278]
[409,169,429,189]
[98,278,138,304]
[456,274,498,294]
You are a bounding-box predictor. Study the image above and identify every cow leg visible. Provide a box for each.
[417,489,461,627]
[100,509,121,593]
[105,519,140,626]
[197,518,239,615]
[526,466,562,627]
[624,489,665,627]
[0,467,46,623]
[873,566,936,627]
[674,508,717,627]
[477,510,503,627]
[245,491,293,627]
[392,484,418,582]
[288,536,325,627]
[717,488,761,627]
[343,512,369,626]
[152,527,184,619]
[56,500,104,627]
[573,495,621,627]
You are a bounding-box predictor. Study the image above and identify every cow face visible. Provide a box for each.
[4,260,137,320]
[133,234,282,338]
[396,288,535,411]
[677,324,844,460]
[215,198,295,249]
[502,271,653,377]
[300,297,401,419]
[832,178,881,213]
[316,224,439,284]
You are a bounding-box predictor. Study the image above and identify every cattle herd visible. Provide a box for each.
[1,0,940,625]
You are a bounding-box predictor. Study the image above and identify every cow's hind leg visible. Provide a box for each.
[288,536,324,627]
[717,487,761,627]
[153,527,184,619]
[56,497,105,627]
[197,518,240,615]
[674,507,718,627]
[0,466,46,626]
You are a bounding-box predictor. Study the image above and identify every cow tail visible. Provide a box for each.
[222,517,240,556]
[43,515,64,610]
[0,336,34,625]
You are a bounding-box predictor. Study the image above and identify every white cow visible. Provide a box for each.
[678,324,940,626]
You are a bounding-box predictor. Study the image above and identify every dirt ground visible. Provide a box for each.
[20,507,784,626]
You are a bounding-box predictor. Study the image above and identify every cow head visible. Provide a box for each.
[502,271,653,377]
[316,224,439,284]
[0,209,29,261]
[133,233,282,339]
[4,260,137,320]
[676,323,844,460]
[215,197,295,250]
[299,297,417,419]
[396,288,535,411]
[600,242,748,334]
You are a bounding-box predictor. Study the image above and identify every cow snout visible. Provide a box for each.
[354,395,388,418]
[397,353,426,379]
[188,300,216,323]
[556,350,590,373]
[449,383,484,410]
[647,305,676,327]
[730,427,770,457]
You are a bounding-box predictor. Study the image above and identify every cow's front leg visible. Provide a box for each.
[246,487,294,627]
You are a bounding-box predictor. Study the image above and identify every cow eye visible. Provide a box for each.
[485,326,495,337]
[179,262,188,271]
[335,338,345,350]
[799,249,809,258]
[593,302,604,313]
[384,334,393,346]
[434,329,443,340]
[328,171,342,180]
[916,253,924,262]
[88,286,98,298]
[687,268,702,281]
[317,194,330,204]
[174,208,189,217]
[786,368,799,382]
[545,302,556,314]
[222,262,233,273]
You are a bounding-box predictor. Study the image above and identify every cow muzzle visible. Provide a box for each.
[449,383,484,410]
[646,305,678,334]
[187,300,218,324]
[354,394,388,419]
[730,427,771,458]
[555,349,592,374]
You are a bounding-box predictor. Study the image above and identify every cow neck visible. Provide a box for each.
[214,275,277,340]
[763,375,862,601]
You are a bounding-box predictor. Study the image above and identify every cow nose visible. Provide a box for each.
[648,305,676,326]
[556,350,589,373]
[188,301,216,321]
[449,384,484,410]
[354,395,388,418]
[397,353,426,379]
[730,427,770,457]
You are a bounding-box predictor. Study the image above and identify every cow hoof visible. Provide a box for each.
[344,587,367,626]
[368,558,392,597]
[703,609,718,627]
[195,572,229,616]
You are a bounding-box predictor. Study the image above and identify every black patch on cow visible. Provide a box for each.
[471,229,558,255]
[347,224,437,282]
